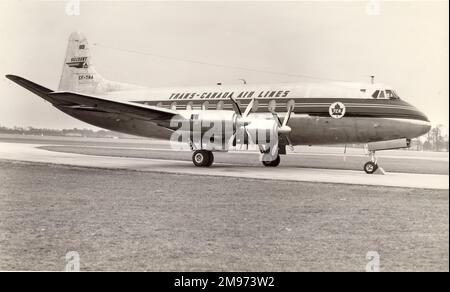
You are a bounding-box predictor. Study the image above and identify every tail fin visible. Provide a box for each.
[58,32,104,93]
[58,32,141,94]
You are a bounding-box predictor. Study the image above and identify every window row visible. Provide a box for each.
[154,100,296,111]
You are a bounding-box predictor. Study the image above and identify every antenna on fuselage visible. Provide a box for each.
[370,75,375,84]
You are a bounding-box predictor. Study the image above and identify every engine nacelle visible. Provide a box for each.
[194,111,236,129]
[171,111,236,151]
[367,138,411,151]
[170,111,236,133]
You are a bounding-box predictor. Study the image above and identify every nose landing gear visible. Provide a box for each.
[364,150,380,174]
[364,161,378,174]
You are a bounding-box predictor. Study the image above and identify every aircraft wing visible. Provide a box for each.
[6,74,178,122]
[5,74,55,103]
[48,91,178,121]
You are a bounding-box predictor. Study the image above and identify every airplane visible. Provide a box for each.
[5,32,431,173]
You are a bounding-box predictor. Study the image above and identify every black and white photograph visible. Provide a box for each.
[0,0,448,276]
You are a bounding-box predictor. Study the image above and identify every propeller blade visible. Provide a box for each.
[230,132,237,146]
[286,135,294,151]
[271,140,279,157]
[243,98,255,117]
[272,113,282,126]
[282,104,294,127]
[229,96,242,117]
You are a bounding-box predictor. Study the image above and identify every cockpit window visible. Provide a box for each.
[372,90,380,98]
[371,89,400,99]
[385,90,400,99]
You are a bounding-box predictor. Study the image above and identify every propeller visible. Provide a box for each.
[272,104,294,151]
[229,97,254,147]
[228,97,294,152]
[229,96,254,119]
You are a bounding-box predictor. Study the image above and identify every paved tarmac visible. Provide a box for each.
[0,142,447,189]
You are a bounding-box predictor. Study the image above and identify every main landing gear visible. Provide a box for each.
[191,150,281,168]
[192,150,214,167]
[363,150,378,174]
[262,154,281,167]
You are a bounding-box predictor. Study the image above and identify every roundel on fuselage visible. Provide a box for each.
[329,102,346,119]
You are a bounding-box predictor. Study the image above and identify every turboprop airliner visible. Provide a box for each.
[5,32,431,173]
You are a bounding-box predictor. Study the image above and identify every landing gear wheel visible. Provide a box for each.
[262,155,281,167]
[364,161,378,174]
[192,150,213,167]
[206,151,214,167]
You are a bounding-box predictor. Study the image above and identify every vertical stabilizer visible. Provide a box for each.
[58,32,105,93]
[58,32,141,94]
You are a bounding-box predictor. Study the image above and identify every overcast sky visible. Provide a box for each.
[0,0,448,129]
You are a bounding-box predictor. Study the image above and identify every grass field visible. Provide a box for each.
[0,160,447,271]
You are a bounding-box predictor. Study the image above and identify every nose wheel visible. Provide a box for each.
[364,150,379,174]
[192,150,214,167]
[363,161,378,174]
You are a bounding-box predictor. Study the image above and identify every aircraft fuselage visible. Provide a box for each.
[58,83,430,145]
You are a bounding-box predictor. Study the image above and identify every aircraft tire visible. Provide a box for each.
[262,155,281,167]
[206,151,214,167]
[364,161,378,174]
[192,150,212,167]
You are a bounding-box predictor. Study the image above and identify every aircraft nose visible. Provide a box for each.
[413,112,431,137]
[405,102,432,137]
[420,120,432,136]
[421,109,431,129]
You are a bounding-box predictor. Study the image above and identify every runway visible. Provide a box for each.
[0,141,447,190]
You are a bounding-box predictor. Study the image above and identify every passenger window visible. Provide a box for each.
[268,100,277,112]
[251,100,259,112]
[287,99,295,110]
[372,90,380,98]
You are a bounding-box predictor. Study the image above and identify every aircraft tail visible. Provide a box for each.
[59,32,140,94]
